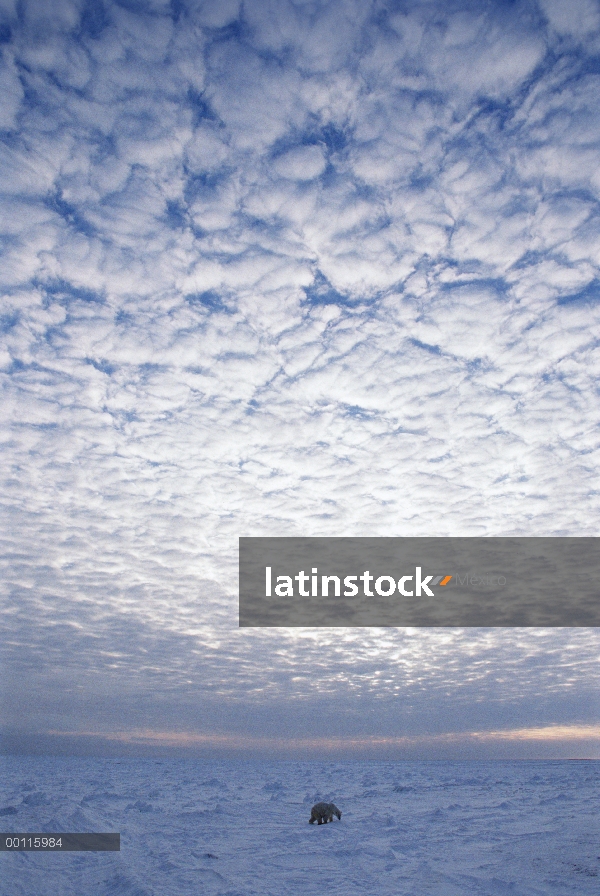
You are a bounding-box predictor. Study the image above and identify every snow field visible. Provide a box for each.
[0,758,598,895]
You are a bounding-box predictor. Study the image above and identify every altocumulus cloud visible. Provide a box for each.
[0,0,599,757]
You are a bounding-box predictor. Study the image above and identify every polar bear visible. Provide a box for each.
[309,802,342,824]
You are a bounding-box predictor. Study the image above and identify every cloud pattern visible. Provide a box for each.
[1,0,599,753]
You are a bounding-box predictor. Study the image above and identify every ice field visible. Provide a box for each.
[1,758,598,895]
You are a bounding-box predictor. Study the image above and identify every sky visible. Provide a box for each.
[1,0,600,760]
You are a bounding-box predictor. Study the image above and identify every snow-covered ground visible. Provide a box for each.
[0,758,598,895]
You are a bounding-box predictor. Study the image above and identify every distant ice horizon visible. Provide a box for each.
[3,723,600,761]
